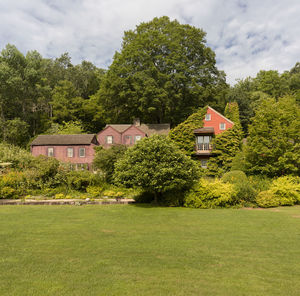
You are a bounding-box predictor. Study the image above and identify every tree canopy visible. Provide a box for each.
[113,135,199,202]
[96,16,228,126]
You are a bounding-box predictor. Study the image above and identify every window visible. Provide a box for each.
[201,159,208,169]
[220,123,226,130]
[67,147,74,158]
[135,135,142,143]
[205,114,211,121]
[47,147,54,157]
[79,148,85,157]
[106,135,113,144]
[125,135,132,145]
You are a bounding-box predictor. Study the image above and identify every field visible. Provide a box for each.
[0,205,300,295]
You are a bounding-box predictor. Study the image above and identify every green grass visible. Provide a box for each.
[1,205,300,296]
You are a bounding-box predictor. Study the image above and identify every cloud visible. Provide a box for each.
[0,0,299,84]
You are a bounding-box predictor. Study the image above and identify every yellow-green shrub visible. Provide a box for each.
[86,186,103,198]
[256,191,280,208]
[184,178,236,208]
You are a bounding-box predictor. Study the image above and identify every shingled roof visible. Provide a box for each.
[106,123,170,136]
[193,127,215,134]
[31,134,98,146]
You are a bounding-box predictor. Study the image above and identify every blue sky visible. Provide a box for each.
[0,0,299,84]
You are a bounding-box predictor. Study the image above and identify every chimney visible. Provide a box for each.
[133,118,141,126]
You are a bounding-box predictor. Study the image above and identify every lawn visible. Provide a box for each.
[0,205,300,296]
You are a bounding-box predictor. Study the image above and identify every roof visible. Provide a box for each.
[104,124,132,133]
[31,134,97,146]
[193,127,215,134]
[139,124,170,136]
[105,123,170,136]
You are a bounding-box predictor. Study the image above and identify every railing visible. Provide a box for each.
[195,143,213,152]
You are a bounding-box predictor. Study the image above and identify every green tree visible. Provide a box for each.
[114,135,199,203]
[245,96,300,176]
[93,145,127,183]
[96,16,228,126]
[45,121,85,135]
[168,107,207,155]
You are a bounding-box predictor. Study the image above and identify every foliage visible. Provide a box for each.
[0,142,36,169]
[184,178,236,208]
[93,145,127,183]
[245,96,300,176]
[114,135,199,203]
[44,120,85,135]
[66,170,98,192]
[96,16,228,126]
[256,176,300,207]
[224,102,241,127]
[222,170,256,205]
[168,107,207,155]
[0,171,28,198]
[206,125,243,176]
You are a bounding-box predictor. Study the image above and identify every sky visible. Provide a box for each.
[0,0,299,85]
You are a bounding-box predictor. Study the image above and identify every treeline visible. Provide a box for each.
[0,16,299,148]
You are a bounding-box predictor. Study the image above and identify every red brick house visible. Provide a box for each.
[97,119,170,148]
[31,134,99,170]
[194,106,234,168]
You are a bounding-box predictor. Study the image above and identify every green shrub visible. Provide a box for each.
[256,176,300,207]
[66,170,96,191]
[256,191,280,208]
[86,186,103,198]
[248,175,272,193]
[184,178,236,208]
[0,170,28,198]
[222,170,248,184]
[222,170,256,205]
[270,176,300,206]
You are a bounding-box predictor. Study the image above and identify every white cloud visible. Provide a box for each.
[0,0,299,84]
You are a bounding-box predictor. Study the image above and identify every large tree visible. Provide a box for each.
[96,16,228,126]
[245,96,300,176]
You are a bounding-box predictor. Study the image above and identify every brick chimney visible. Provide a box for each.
[133,118,141,126]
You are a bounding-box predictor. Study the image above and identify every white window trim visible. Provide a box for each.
[67,147,74,158]
[205,114,211,121]
[134,135,142,143]
[220,123,226,130]
[79,147,85,158]
[47,147,54,157]
[106,135,113,144]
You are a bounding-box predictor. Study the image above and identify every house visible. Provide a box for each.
[31,134,99,170]
[194,106,234,168]
[97,119,170,147]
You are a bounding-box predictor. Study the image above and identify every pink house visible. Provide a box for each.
[194,106,234,168]
[31,134,98,170]
[97,119,170,148]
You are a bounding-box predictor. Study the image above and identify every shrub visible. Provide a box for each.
[114,135,199,203]
[93,145,127,183]
[256,176,300,207]
[256,191,280,208]
[270,176,300,206]
[0,171,28,198]
[184,178,236,208]
[86,186,103,198]
[222,170,256,205]
[66,170,95,191]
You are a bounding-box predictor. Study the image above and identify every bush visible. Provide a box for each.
[222,170,256,205]
[114,135,199,203]
[256,176,300,207]
[93,145,127,183]
[86,186,103,198]
[0,170,28,198]
[256,191,280,207]
[184,178,236,208]
[66,170,96,192]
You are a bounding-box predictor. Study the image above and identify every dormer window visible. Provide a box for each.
[220,123,226,130]
[205,114,211,121]
[106,135,113,144]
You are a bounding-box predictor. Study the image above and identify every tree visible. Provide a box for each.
[93,145,127,183]
[168,106,207,155]
[96,16,228,126]
[44,121,85,135]
[113,135,199,203]
[245,96,300,176]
